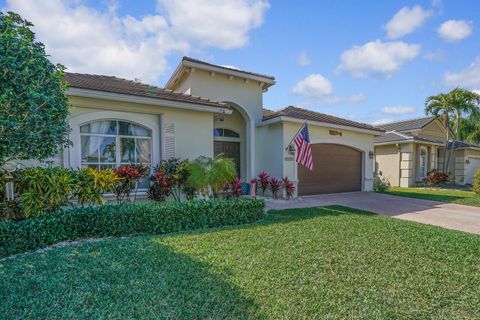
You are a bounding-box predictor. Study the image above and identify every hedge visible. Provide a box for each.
[0,198,265,257]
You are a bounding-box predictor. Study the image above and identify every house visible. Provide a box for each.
[374,117,480,187]
[57,57,384,196]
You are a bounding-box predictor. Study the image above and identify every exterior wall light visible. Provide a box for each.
[369,151,374,159]
[466,159,470,165]
[288,144,296,155]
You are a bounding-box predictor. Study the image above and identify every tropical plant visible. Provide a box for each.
[75,167,119,206]
[269,177,282,199]
[154,158,195,201]
[0,12,70,166]
[230,177,243,198]
[187,155,236,198]
[250,178,258,196]
[257,172,270,195]
[423,169,449,186]
[148,171,173,201]
[15,167,76,217]
[282,177,295,199]
[425,88,480,172]
[459,107,480,144]
[473,169,480,196]
[113,164,148,203]
[373,174,391,192]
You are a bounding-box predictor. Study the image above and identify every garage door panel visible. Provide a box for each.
[298,143,362,195]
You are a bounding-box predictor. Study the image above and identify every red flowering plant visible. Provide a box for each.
[148,171,173,201]
[114,164,148,203]
[230,177,243,198]
[257,172,270,196]
[282,177,295,199]
[423,169,449,186]
[269,177,282,199]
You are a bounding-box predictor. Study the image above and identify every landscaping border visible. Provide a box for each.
[0,198,265,257]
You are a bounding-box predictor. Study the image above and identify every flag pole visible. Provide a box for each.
[285,121,307,150]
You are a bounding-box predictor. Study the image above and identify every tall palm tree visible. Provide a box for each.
[425,88,480,173]
[425,92,453,172]
[459,113,480,144]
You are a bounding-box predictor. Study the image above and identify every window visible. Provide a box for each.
[80,120,152,170]
[213,128,240,138]
[419,148,427,178]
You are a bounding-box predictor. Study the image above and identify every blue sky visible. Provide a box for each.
[2,0,479,125]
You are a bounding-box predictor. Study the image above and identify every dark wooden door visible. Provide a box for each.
[298,143,362,195]
[214,141,240,177]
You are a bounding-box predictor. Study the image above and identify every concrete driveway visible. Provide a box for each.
[266,192,480,235]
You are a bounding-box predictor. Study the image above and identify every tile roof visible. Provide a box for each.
[182,56,275,80]
[448,141,480,149]
[377,117,435,132]
[63,72,227,109]
[263,106,384,132]
[374,131,443,144]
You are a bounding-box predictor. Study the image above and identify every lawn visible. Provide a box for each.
[1,206,480,319]
[383,186,480,207]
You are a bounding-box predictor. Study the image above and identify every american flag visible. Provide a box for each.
[294,123,313,170]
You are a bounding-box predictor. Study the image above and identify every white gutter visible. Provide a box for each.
[374,140,444,146]
[66,88,232,115]
[259,116,384,136]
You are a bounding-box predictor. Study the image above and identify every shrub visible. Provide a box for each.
[282,177,295,199]
[423,169,449,186]
[148,171,173,201]
[113,164,149,203]
[373,175,391,192]
[269,177,282,199]
[15,167,76,217]
[473,169,480,196]
[257,172,270,195]
[230,178,243,198]
[0,198,265,257]
[188,155,236,198]
[75,168,119,206]
[153,158,196,200]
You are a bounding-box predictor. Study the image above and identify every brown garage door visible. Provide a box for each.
[298,143,362,195]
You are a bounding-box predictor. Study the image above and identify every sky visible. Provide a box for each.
[2,0,479,125]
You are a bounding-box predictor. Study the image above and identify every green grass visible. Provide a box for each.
[383,187,480,207]
[1,206,480,319]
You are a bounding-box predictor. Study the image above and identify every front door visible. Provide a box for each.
[214,141,240,177]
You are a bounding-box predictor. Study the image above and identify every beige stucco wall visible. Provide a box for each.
[374,145,400,186]
[256,122,284,179]
[65,96,214,168]
[417,120,447,142]
[280,122,376,192]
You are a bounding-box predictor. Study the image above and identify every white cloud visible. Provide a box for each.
[4,0,269,83]
[157,0,269,49]
[297,51,310,67]
[423,50,445,62]
[437,20,473,42]
[292,74,365,105]
[444,57,480,89]
[381,106,416,115]
[474,90,480,95]
[385,5,431,39]
[338,40,421,78]
[292,74,333,97]
[371,118,394,126]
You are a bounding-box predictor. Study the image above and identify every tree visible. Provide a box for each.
[425,92,452,172]
[0,11,70,166]
[425,88,480,173]
[187,155,236,198]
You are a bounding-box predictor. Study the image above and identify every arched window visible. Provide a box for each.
[80,120,152,169]
[213,128,240,138]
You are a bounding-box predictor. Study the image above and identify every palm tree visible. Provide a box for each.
[425,88,480,173]
[425,92,453,172]
[187,154,237,198]
[459,113,480,144]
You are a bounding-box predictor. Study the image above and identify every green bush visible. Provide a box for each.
[0,198,265,256]
[373,174,391,192]
[473,169,480,196]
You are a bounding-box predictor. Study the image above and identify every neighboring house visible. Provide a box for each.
[374,117,480,186]
[52,57,384,196]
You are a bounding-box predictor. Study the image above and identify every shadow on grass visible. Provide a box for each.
[0,239,259,319]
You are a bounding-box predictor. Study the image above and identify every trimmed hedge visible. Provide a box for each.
[0,198,265,257]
